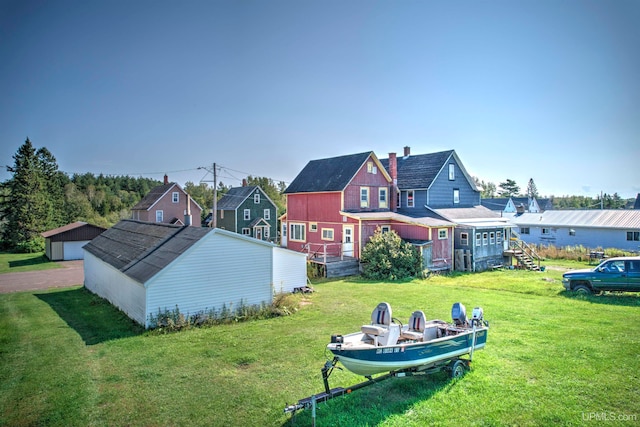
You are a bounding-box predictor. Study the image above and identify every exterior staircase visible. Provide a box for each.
[507,232,543,271]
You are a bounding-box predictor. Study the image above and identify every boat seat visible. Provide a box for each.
[401,310,426,341]
[362,302,399,346]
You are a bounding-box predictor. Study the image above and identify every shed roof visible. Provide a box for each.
[510,210,640,229]
[41,221,96,237]
[84,219,278,284]
[285,152,388,194]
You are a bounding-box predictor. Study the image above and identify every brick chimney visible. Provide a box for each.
[242,178,247,187]
[403,146,410,157]
[389,153,397,212]
[164,174,169,185]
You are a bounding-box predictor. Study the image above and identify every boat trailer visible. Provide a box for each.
[284,356,470,417]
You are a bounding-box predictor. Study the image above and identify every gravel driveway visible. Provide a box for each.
[0,260,84,293]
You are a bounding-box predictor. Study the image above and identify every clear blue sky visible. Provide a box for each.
[1,0,639,199]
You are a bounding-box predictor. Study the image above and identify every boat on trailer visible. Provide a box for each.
[284,302,489,416]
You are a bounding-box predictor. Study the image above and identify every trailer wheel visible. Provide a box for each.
[449,359,467,379]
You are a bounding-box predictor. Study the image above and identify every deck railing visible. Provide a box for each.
[303,242,344,262]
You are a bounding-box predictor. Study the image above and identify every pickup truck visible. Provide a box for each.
[562,256,640,295]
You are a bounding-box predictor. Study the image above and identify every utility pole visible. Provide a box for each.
[199,163,217,228]
[212,163,217,228]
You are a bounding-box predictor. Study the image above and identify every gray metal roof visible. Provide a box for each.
[510,210,640,229]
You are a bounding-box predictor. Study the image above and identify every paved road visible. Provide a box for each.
[0,260,84,293]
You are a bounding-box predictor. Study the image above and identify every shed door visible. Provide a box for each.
[63,241,88,260]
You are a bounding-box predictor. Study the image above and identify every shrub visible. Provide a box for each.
[360,228,422,281]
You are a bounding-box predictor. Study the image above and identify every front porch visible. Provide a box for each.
[304,242,360,278]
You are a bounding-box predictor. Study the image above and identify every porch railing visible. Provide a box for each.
[303,242,344,262]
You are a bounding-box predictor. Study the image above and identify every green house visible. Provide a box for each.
[210,185,278,242]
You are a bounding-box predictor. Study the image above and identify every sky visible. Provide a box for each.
[1,0,639,199]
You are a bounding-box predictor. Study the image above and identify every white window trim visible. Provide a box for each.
[172,192,179,203]
[461,232,469,246]
[380,226,390,234]
[407,190,414,208]
[242,228,250,235]
[254,193,260,204]
[449,164,455,180]
[453,189,460,204]
[476,233,481,246]
[490,232,495,245]
[483,232,488,245]
[244,209,250,220]
[321,228,334,241]
[360,187,369,208]
[438,229,448,240]
[264,209,270,220]
[379,188,388,209]
[310,223,318,232]
[290,223,306,242]
[156,210,163,222]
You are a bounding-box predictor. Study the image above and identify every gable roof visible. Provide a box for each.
[84,219,210,283]
[131,182,203,211]
[285,151,389,194]
[480,198,512,211]
[41,221,106,238]
[379,150,452,189]
[511,210,640,229]
[217,185,276,211]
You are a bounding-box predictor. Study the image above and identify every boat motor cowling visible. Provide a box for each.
[451,302,467,326]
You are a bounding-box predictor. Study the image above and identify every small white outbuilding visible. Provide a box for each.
[83,219,307,328]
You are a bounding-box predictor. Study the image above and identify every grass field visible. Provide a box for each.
[0,252,60,274]
[1,264,639,426]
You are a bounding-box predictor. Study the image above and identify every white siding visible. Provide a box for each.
[83,251,146,325]
[272,247,307,293]
[145,231,274,326]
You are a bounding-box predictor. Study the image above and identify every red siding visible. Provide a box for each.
[344,157,392,211]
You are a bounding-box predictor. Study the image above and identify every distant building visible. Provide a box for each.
[131,175,202,227]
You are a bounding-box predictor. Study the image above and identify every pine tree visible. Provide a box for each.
[498,179,520,197]
[526,178,539,199]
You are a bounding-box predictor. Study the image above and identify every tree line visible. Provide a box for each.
[0,139,286,252]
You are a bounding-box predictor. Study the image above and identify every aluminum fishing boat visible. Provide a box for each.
[326,302,489,376]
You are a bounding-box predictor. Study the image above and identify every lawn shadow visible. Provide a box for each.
[35,287,144,345]
[560,290,640,307]
[283,371,451,426]
[8,254,53,268]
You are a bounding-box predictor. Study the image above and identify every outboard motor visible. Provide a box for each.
[471,307,484,327]
[451,302,467,327]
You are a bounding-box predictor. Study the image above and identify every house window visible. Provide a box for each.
[453,189,460,204]
[244,209,251,220]
[497,231,503,244]
[360,187,369,208]
[172,192,179,203]
[381,226,390,234]
[542,228,550,235]
[265,227,270,239]
[448,164,455,180]
[407,190,414,207]
[321,228,334,241]
[520,227,530,235]
[242,228,250,235]
[290,223,305,241]
[490,232,495,244]
[379,188,388,209]
[476,233,481,246]
[264,209,270,220]
[396,191,401,208]
[483,232,488,245]
[310,223,318,232]
[460,232,469,245]
[366,161,377,174]
[156,210,163,222]
[438,229,448,240]
[626,231,640,241]
[569,229,576,236]
[220,210,224,219]
[254,192,260,204]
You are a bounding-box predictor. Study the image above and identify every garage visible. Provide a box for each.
[41,222,106,261]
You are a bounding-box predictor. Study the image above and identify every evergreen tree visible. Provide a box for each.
[526,178,539,199]
[498,179,520,197]
[1,138,62,251]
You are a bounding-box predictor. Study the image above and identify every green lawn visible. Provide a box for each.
[1,266,639,426]
[0,252,60,274]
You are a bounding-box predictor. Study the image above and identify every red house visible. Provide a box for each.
[281,152,455,277]
[131,175,202,227]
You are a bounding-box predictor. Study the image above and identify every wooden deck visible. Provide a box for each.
[309,256,360,278]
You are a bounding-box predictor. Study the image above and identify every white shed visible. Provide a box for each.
[83,220,307,328]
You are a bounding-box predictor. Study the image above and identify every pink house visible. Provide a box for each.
[131,175,202,227]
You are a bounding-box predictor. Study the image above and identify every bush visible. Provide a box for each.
[360,228,421,281]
